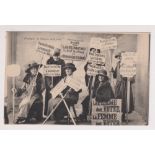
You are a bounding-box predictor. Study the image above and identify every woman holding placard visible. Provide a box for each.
[112,51,134,122]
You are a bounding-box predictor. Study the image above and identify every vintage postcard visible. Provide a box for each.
[4,31,150,126]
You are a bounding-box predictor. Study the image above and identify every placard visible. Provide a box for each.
[50,79,67,99]
[88,49,106,64]
[120,64,136,77]
[91,99,122,125]
[90,37,117,50]
[87,63,105,76]
[36,41,54,56]
[43,65,61,76]
[61,39,87,61]
[65,77,81,92]
[120,52,136,77]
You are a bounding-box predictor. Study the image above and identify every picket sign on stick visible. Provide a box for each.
[42,88,77,124]
[6,64,21,123]
[120,52,136,124]
[59,93,76,125]
[126,78,131,123]
[88,76,96,121]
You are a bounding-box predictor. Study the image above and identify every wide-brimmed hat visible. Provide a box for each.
[53,48,61,56]
[64,63,76,72]
[25,61,41,73]
[97,69,108,77]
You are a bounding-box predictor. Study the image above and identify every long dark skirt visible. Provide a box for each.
[27,98,43,122]
[115,79,134,113]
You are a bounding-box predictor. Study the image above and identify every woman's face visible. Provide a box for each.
[53,55,60,61]
[30,67,37,75]
[65,68,73,76]
[117,56,122,62]
[98,75,105,82]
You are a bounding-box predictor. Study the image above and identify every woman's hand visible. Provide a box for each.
[32,82,36,87]
[11,88,17,94]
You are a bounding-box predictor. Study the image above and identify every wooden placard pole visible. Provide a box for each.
[12,77,15,123]
[126,77,130,124]
[88,75,95,121]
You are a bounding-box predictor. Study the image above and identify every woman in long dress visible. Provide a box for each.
[13,62,44,124]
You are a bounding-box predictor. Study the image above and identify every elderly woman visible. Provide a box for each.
[13,62,44,124]
[48,63,81,123]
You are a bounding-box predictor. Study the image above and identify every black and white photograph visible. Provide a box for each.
[4,31,150,125]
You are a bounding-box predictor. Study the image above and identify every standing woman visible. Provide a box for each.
[44,48,65,115]
[112,52,134,121]
[13,62,44,124]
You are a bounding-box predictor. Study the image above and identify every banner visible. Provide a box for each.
[87,63,105,76]
[61,39,87,61]
[36,41,54,56]
[43,65,61,77]
[91,99,122,125]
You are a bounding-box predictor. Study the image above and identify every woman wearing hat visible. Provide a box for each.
[48,63,81,123]
[92,69,114,102]
[13,61,44,124]
[112,51,134,121]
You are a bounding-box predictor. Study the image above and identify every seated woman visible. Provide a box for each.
[93,69,114,102]
[48,63,81,123]
[13,62,44,124]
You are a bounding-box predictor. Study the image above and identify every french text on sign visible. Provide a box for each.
[43,65,61,76]
[36,42,54,56]
[91,99,122,125]
[61,39,87,61]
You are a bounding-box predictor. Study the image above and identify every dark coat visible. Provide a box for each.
[45,57,66,89]
[16,73,43,121]
[44,57,65,115]
[54,77,80,121]
[93,79,114,102]
[113,62,134,113]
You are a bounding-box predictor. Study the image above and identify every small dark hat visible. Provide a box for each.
[97,69,108,77]
[90,48,96,51]
[64,63,76,72]
[115,52,121,58]
[53,48,61,56]
[25,61,41,73]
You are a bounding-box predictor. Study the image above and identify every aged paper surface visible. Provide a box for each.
[4,31,150,126]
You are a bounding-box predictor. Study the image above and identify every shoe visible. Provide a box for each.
[79,113,87,122]
[15,117,27,124]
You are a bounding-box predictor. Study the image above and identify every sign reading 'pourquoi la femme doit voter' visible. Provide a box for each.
[91,99,122,125]
[61,39,87,61]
